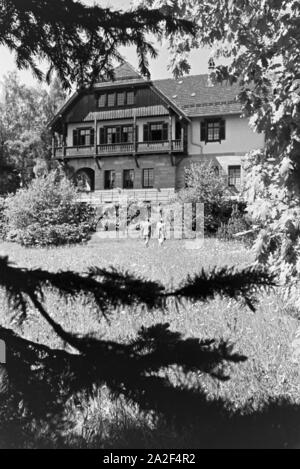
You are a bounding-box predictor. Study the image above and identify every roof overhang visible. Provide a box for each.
[48,78,191,131]
[47,90,80,129]
[84,105,169,122]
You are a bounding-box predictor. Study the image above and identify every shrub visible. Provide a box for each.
[217,208,252,243]
[4,171,96,247]
[0,167,20,196]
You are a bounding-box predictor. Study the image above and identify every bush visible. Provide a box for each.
[4,171,96,247]
[217,204,254,245]
[174,161,246,234]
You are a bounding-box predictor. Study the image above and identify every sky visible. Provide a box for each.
[0,0,211,87]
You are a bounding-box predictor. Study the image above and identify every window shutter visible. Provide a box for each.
[219,119,226,140]
[116,126,121,144]
[73,129,78,146]
[143,124,149,142]
[136,126,139,143]
[200,121,206,142]
[99,127,106,144]
[162,123,168,141]
[90,128,95,145]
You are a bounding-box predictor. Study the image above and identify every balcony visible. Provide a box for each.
[53,139,184,159]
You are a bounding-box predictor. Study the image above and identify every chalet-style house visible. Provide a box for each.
[49,62,264,203]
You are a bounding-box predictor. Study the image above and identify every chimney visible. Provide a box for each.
[207,58,215,87]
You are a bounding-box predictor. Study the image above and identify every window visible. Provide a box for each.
[98,94,106,107]
[228,165,241,188]
[122,126,133,143]
[143,168,154,188]
[126,91,135,105]
[73,128,94,146]
[123,169,134,189]
[201,118,225,143]
[104,170,116,189]
[213,165,220,176]
[117,92,125,106]
[207,121,221,141]
[107,127,121,144]
[143,122,168,142]
[97,90,135,107]
[107,93,115,107]
[100,126,133,144]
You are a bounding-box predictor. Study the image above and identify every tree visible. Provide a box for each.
[0,72,67,187]
[139,0,300,291]
[0,0,195,88]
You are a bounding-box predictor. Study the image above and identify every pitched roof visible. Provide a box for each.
[48,65,243,129]
[154,75,242,117]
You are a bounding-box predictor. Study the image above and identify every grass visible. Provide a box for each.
[0,237,300,448]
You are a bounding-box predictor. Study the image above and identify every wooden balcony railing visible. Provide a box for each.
[53,139,184,158]
[97,143,134,154]
[137,140,170,152]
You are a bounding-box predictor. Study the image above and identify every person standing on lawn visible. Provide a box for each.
[157,218,166,247]
[142,218,152,247]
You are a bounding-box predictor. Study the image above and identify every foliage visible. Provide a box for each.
[174,161,242,233]
[0,73,67,188]
[0,164,20,195]
[0,0,195,89]
[217,204,252,243]
[4,171,96,247]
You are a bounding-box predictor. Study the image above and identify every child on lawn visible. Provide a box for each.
[141,218,151,247]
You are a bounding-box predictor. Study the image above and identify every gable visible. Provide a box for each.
[113,62,141,81]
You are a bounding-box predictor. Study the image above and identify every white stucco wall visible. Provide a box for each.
[188,114,264,156]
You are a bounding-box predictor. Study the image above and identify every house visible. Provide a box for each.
[49,62,264,204]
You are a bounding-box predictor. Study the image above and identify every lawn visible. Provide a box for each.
[0,237,300,449]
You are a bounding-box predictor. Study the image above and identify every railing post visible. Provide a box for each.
[133,112,137,155]
[62,122,66,159]
[94,117,97,156]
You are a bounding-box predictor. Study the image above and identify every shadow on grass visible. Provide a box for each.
[1,323,300,449]
[1,256,297,448]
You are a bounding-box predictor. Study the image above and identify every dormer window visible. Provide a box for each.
[98,94,106,107]
[97,90,135,108]
[127,91,134,105]
[117,92,125,106]
[107,93,115,107]
[201,118,225,143]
